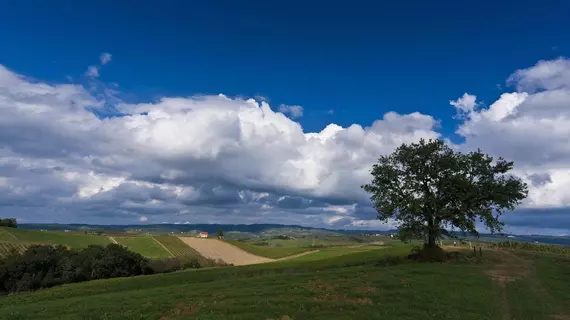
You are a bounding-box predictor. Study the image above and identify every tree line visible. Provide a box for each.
[0,244,208,295]
[0,218,17,228]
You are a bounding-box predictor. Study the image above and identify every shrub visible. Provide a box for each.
[0,218,17,228]
[0,244,152,294]
[408,244,447,262]
[148,257,202,274]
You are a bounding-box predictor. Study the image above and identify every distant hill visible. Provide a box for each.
[16,223,570,246]
[18,223,395,236]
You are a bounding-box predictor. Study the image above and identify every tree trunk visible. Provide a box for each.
[426,216,438,248]
[427,231,437,248]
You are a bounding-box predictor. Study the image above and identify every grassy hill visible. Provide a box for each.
[0,228,200,260]
[1,244,569,319]
[226,240,314,259]
[0,227,111,248]
[113,236,172,259]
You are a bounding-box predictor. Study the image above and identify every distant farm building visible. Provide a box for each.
[198,232,208,238]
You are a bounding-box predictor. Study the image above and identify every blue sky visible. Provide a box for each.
[3,1,569,135]
[1,1,570,234]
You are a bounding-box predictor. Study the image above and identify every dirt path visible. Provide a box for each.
[484,250,532,320]
[179,237,274,266]
[108,236,118,244]
[483,250,570,320]
[275,250,319,261]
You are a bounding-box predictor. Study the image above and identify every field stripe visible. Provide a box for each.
[275,250,319,261]
[152,237,175,257]
[108,236,118,244]
[2,228,18,241]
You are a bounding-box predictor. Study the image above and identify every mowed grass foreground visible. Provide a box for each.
[3,245,569,320]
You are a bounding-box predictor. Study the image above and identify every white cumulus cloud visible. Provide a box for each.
[278,104,304,118]
[2,56,570,233]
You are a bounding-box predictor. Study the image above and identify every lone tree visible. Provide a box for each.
[216,228,224,239]
[362,139,528,248]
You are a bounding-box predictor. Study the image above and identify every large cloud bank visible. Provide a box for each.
[1,58,570,234]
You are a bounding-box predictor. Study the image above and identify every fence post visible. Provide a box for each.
[479,247,482,257]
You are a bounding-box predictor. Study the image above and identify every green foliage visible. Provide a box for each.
[147,257,202,274]
[0,218,17,228]
[0,244,152,294]
[408,244,448,262]
[114,237,172,259]
[362,139,528,247]
[273,235,292,240]
[216,228,224,238]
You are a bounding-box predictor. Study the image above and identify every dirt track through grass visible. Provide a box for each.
[484,249,570,320]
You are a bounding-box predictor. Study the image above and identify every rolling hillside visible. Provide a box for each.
[113,236,172,259]
[2,244,569,319]
[0,228,198,260]
[0,227,111,248]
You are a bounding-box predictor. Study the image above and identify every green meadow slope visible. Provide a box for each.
[2,244,569,320]
[0,228,208,261]
[113,236,172,259]
[0,227,110,248]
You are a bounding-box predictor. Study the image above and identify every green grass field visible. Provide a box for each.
[0,228,202,260]
[154,236,206,260]
[1,228,570,319]
[114,236,172,259]
[0,227,111,249]
[227,240,313,259]
[1,244,570,319]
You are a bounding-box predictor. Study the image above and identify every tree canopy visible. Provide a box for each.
[362,139,528,248]
[0,218,17,228]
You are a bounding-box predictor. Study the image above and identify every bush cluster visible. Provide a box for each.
[0,244,151,294]
[147,257,201,274]
[0,243,214,295]
[0,218,17,228]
